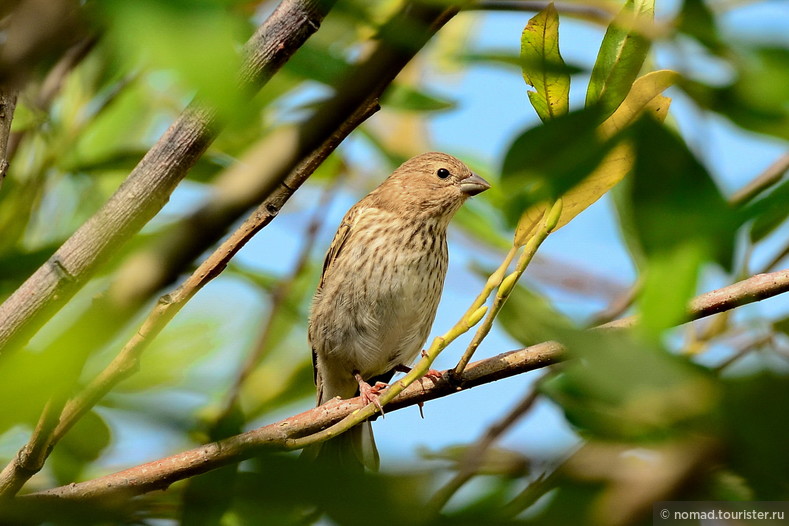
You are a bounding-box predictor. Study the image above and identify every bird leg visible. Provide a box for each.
[354,372,387,415]
[395,355,443,382]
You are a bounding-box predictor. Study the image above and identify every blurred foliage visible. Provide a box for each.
[0,0,788,525]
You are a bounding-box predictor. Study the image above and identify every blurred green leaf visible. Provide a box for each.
[283,41,349,86]
[501,107,613,225]
[521,3,570,122]
[626,116,737,334]
[773,315,789,337]
[381,84,456,112]
[100,0,247,121]
[585,0,654,117]
[50,411,111,485]
[543,330,719,440]
[682,46,789,140]
[461,51,583,76]
[722,373,789,499]
[676,0,725,55]
[514,70,675,245]
[495,281,575,347]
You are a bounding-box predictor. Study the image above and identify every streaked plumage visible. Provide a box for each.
[306,152,490,471]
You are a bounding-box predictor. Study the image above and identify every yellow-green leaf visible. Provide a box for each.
[521,3,570,121]
[585,0,655,117]
[514,70,676,246]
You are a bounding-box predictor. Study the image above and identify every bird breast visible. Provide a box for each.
[311,208,449,380]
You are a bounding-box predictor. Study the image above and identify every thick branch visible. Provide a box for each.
[0,0,336,354]
[22,268,789,502]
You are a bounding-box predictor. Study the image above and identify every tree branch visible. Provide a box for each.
[0,0,337,354]
[0,98,379,498]
[21,0,464,402]
[19,268,789,502]
[0,86,16,190]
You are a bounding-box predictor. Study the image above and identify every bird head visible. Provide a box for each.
[373,152,491,220]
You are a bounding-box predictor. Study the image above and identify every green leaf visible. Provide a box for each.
[501,107,613,225]
[723,374,789,499]
[681,46,789,140]
[101,0,247,121]
[585,0,654,117]
[381,84,455,112]
[543,330,718,440]
[514,70,676,245]
[626,116,738,334]
[677,0,725,55]
[521,3,570,121]
[50,411,112,485]
[496,281,575,347]
[460,52,584,80]
[628,116,737,265]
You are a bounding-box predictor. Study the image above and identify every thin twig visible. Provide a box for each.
[714,333,773,373]
[730,151,789,206]
[453,200,563,378]
[17,267,789,502]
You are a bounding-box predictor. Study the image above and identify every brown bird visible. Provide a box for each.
[305,152,490,471]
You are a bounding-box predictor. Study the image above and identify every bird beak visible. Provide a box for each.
[460,172,491,196]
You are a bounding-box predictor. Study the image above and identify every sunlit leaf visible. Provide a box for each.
[586,0,654,117]
[502,107,611,231]
[521,3,570,121]
[514,70,675,245]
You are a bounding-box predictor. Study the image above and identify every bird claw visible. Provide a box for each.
[356,373,387,416]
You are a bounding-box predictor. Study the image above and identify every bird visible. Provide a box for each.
[305,151,490,472]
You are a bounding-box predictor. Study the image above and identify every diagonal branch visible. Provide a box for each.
[0,87,16,190]
[0,0,337,355]
[0,98,379,499]
[24,0,465,401]
[18,268,789,502]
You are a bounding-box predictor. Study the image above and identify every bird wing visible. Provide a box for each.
[317,209,356,290]
[312,207,357,385]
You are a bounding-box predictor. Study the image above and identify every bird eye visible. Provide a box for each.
[437,168,450,179]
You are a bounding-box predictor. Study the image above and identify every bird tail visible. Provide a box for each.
[301,420,379,473]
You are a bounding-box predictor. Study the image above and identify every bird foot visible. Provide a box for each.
[355,373,387,415]
[395,362,443,382]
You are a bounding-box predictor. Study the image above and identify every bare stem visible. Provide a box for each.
[453,200,563,378]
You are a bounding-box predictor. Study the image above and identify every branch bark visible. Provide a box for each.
[19,268,789,502]
[0,0,337,354]
[0,87,16,190]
